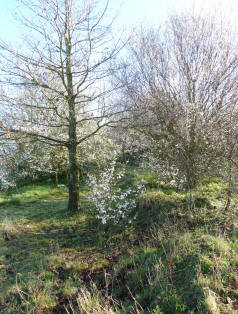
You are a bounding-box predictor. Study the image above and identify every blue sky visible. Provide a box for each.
[0,0,237,42]
[0,0,179,42]
[112,0,178,25]
[0,1,17,41]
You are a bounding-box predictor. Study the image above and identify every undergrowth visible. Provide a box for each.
[0,172,237,313]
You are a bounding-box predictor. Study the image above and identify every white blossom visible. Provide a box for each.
[88,155,145,225]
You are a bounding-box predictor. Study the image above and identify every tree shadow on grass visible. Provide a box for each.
[0,188,112,312]
[110,247,206,313]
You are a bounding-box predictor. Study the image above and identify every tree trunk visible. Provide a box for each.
[55,169,58,186]
[68,143,79,212]
[65,6,79,212]
[188,188,193,210]
[225,191,231,211]
[225,161,232,211]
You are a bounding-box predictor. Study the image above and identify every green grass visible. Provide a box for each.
[0,183,110,313]
[0,172,237,313]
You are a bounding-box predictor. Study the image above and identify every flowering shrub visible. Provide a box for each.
[88,157,145,225]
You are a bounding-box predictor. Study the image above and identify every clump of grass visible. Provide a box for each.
[14,272,57,313]
[200,235,231,256]
[66,286,117,314]
[194,196,211,208]
[0,217,19,240]
[60,279,78,298]
[204,290,220,314]
[200,256,215,275]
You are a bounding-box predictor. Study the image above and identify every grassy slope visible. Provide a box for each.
[0,172,237,313]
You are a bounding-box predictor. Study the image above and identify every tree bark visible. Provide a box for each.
[65,5,79,212]
[225,160,232,211]
[55,170,58,186]
[67,96,79,212]
[68,143,79,212]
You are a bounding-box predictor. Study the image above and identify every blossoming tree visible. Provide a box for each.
[114,13,238,196]
[0,0,127,212]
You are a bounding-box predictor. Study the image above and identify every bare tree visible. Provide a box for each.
[0,0,127,212]
[115,13,238,199]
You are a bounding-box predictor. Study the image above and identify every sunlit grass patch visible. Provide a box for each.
[1,183,68,204]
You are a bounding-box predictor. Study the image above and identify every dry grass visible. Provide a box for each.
[0,217,19,240]
[65,286,117,314]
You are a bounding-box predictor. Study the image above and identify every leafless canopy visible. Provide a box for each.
[0,0,127,143]
[115,13,238,189]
